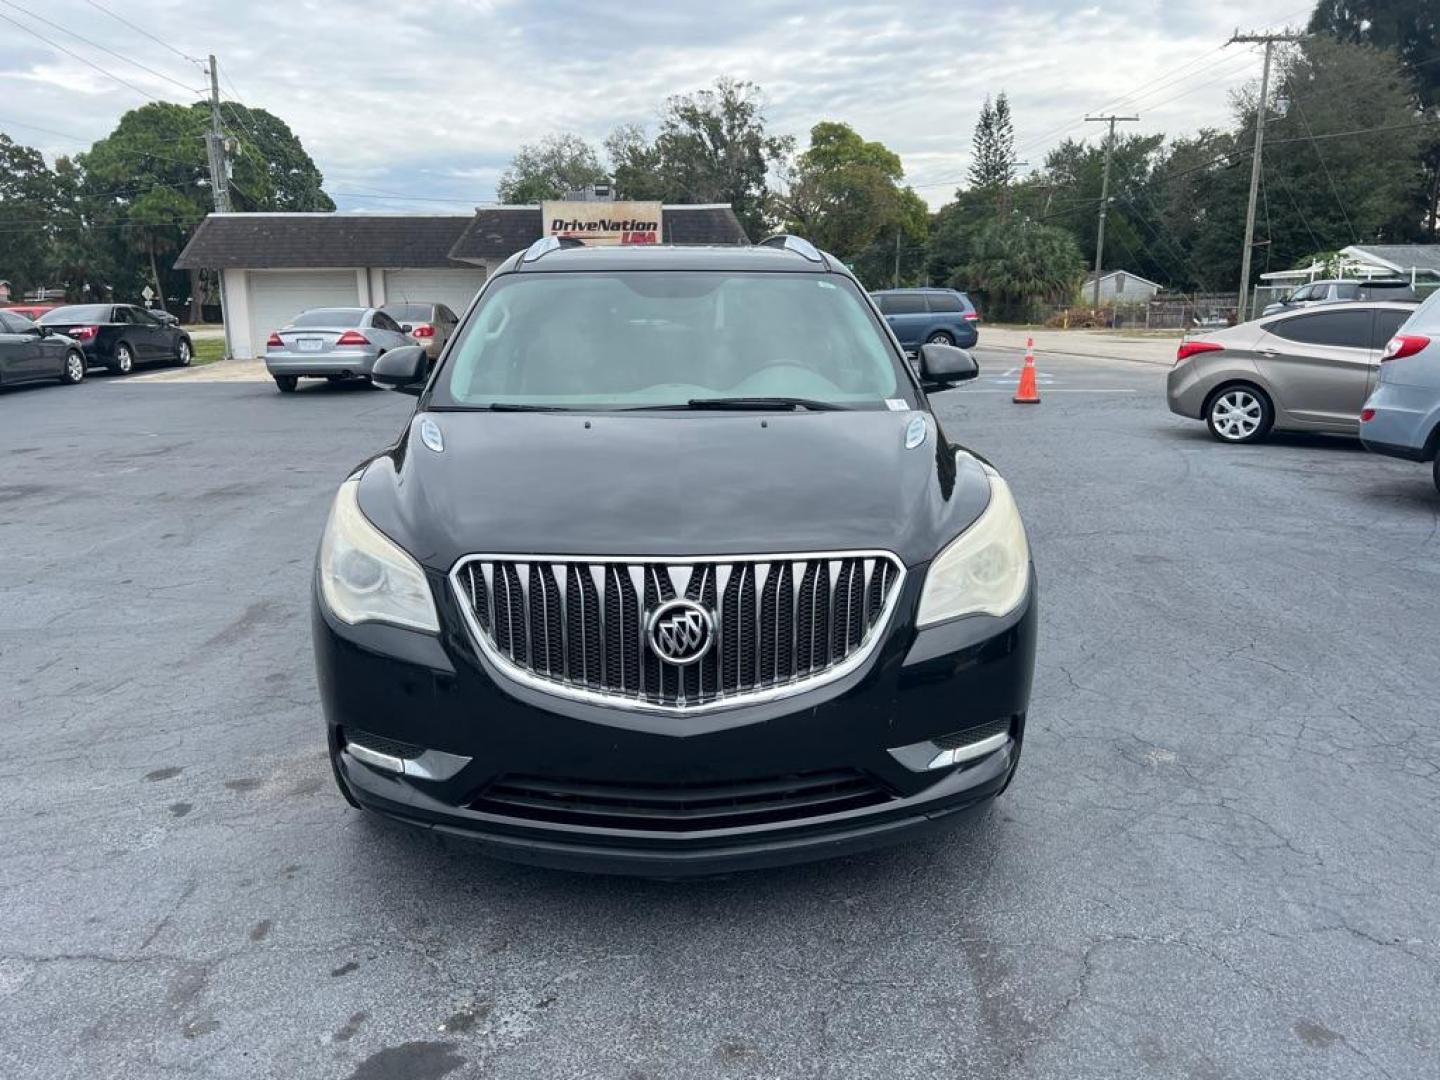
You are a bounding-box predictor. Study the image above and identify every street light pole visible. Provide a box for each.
[1085,115,1138,308]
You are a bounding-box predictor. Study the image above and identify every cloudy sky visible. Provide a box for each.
[1,0,1309,212]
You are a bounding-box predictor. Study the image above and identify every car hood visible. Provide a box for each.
[355,409,994,570]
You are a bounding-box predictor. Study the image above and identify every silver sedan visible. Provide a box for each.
[264,307,414,393]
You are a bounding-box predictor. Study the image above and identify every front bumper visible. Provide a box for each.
[314,568,1037,876]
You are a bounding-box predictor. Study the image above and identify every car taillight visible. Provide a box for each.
[412,324,435,338]
[1360,408,1376,422]
[69,325,98,341]
[963,312,980,322]
[336,330,369,346]
[1176,340,1223,363]
[267,332,284,348]
[1382,334,1429,361]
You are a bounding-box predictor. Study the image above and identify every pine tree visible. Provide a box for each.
[967,92,1015,194]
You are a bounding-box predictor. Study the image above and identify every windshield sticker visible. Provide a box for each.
[885,399,909,411]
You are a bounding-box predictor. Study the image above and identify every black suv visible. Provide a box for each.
[313,236,1037,875]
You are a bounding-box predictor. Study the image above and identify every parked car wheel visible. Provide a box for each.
[274,375,298,393]
[110,343,134,375]
[174,339,192,367]
[1205,384,1273,444]
[926,330,955,347]
[59,350,86,385]
[1432,454,1440,495]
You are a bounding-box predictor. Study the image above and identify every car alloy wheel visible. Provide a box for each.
[927,331,954,346]
[1208,388,1268,443]
[62,351,86,384]
[113,345,134,375]
[176,340,192,366]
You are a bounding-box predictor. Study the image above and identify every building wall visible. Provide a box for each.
[1091,273,1161,305]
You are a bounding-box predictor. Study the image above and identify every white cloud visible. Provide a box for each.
[0,0,1307,212]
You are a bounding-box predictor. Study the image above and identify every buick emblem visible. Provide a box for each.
[646,598,714,666]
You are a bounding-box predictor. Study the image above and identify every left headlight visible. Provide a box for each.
[916,467,1030,627]
[318,478,440,633]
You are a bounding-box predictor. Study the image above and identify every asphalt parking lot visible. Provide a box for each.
[2,348,1438,1080]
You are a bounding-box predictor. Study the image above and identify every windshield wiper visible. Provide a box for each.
[682,396,849,412]
[479,402,574,412]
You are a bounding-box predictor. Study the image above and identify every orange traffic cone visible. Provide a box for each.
[1013,337,1041,404]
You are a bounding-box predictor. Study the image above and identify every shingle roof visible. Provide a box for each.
[446,208,544,262]
[174,214,475,270]
[445,204,749,262]
[1346,245,1440,273]
[178,205,751,270]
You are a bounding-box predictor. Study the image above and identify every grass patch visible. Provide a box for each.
[193,338,226,365]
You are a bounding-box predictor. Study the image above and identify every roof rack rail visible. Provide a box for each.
[757,234,826,264]
[521,235,586,263]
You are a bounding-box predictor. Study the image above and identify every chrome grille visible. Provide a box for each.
[452,553,905,713]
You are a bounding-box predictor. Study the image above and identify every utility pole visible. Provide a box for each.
[1085,115,1138,307]
[1228,30,1304,321]
[205,54,232,213]
[893,227,901,289]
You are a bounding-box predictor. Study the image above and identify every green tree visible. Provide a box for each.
[968,93,1015,200]
[605,123,667,200]
[0,133,57,293]
[651,78,793,239]
[497,133,607,203]
[775,121,921,276]
[81,101,333,317]
[1308,0,1440,236]
[962,219,1086,321]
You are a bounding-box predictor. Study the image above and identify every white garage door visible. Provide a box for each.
[247,270,360,357]
[383,269,488,317]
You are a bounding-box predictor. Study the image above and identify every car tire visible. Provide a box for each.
[1432,454,1440,495]
[325,375,346,383]
[274,375,298,393]
[1205,384,1274,444]
[109,342,135,376]
[174,339,192,367]
[59,350,86,385]
[926,331,955,347]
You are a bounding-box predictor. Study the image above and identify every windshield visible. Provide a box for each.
[292,308,364,327]
[383,303,431,321]
[435,271,908,410]
[40,305,110,323]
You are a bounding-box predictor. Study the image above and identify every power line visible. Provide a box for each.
[80,0,203,65]
[1228,28,1307,320]
[1289,95,1358,245]
[0,0,203,95]
[0,9,160,100]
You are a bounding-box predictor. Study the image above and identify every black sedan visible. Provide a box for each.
[0,309,87,388]
[38,304,193,375]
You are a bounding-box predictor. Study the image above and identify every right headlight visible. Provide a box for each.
[318,478,440,633]
[916,467,1030,627]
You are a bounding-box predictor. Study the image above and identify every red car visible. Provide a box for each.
[3,304,57,321]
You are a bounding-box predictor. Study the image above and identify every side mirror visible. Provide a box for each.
[371,345,429,395]
[33,325,50,337]
[917,342,979,391]
[400,324,413,333]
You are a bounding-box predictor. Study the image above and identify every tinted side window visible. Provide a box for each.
[926,293,964,313]
[0,311,22,332]
[1269,310,1373,349]
[884,294,926,315]
[1334,283,1360,300]
[372,312,401,332]
[1371,309,1411,349]
[112,307,132,324]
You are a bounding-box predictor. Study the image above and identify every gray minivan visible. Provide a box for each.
[1360,288,1440,492]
